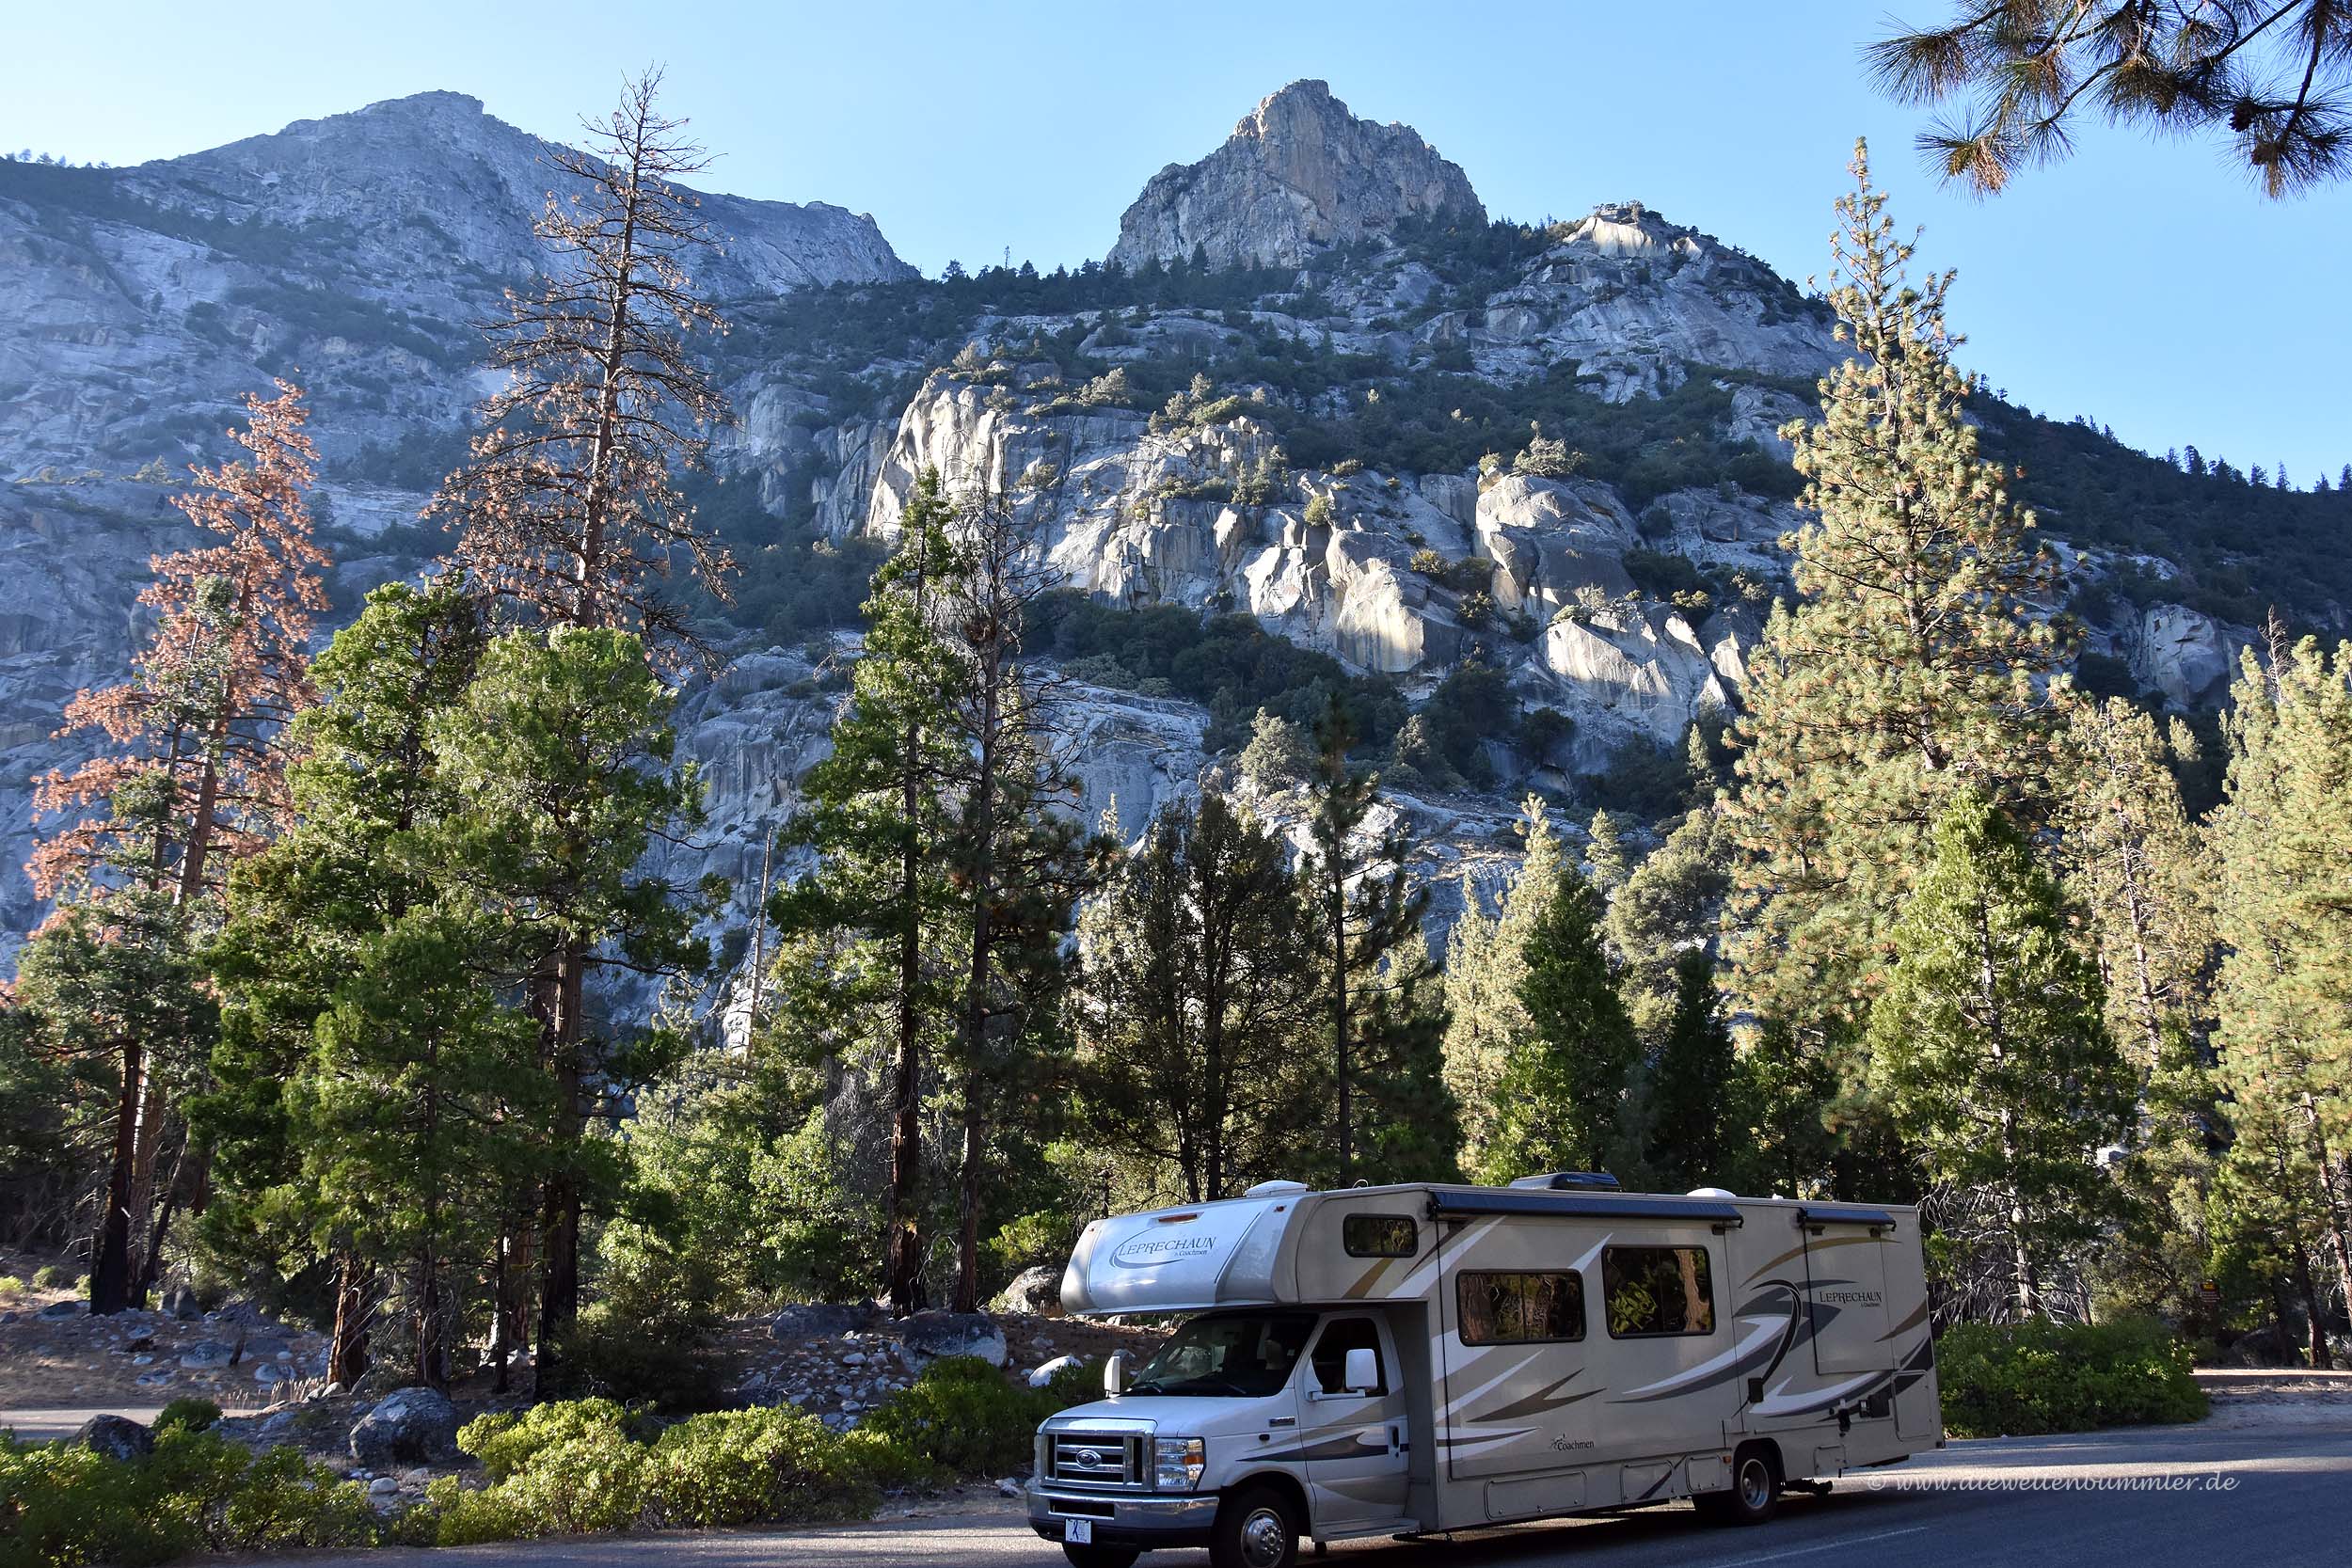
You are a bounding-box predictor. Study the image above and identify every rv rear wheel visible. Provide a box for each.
[1061,1546,1139,1568]
[1212,1483,1300,1568]
[1695,1442,1781,1526]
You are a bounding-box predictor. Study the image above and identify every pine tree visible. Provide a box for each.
[200,582,531,1391]
[1645,949,1740,1192]
[30,382,327,911]
[2208,638,2352,1329]
[1603,805,1731,1036]
[1866,792,2134,1319]
[25,382,326,1314]
[1726,141,2063,1106]
[1074,790,1323,1203]
[1441,800,1565,1175]
[2057,694,2216,1073]
[431,626,719,1393]
[772,470,970,1314]
[1302,696,1449,1182]
[1584,809,1631,895]
[439,70,734,654]
[1485,860,1640,1181]
[941,486,1099,1310]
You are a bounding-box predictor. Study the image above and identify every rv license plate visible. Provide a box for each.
[1066,1519,1092,1544]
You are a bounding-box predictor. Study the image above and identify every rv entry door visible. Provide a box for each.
[1803,1224,1891,1374]
[1295,1314,1410,1532]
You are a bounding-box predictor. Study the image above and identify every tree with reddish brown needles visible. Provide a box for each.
[437,65,736,659]
[24,380,328,1314]
[434,69,736,1390]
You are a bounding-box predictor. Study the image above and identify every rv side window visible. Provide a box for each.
[1343,1213,1418,1258]
[1456,1271,1585,1344]
[1603,1245,1716,1338]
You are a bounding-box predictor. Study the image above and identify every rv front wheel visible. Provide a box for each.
[1696,1443,1781,1526]
[1212,1483,1300,1568]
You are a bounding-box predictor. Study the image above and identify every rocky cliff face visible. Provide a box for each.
[1109,80,1484,271]
[0,81,2249,989]
[0,90,911,482]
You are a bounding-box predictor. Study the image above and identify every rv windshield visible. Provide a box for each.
[1127,1311,1316,1398]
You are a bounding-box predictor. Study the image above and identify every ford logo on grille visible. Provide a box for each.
[1077,1448,1104,1468]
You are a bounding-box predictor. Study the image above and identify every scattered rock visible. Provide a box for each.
[180,1341,234,1370]
[369,1476,400,1496]
[38,1301,81,1321]
[1027,1354,1084,1388]
[995,1476,1024,1498]
[71,1415,154,1463]
[348,1386,460,1466]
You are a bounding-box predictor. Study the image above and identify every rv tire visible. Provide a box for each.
[1061,1547,1139,1568]
[1212,1483,1300,1568]
[1695,1442,1781,1526]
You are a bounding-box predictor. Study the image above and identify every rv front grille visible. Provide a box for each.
[1044,1432,1145,1490]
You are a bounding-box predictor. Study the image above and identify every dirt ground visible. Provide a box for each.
[2,1239,1162,1460]
[2192,1368,2352,1429]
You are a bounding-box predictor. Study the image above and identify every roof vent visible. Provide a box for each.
[1507,1170,1621,1191]
[1687,1186,1737,1199]
[1243,1180,1310,1197]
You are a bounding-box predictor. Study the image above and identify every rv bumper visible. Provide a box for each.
[1026,1482,1219,1547]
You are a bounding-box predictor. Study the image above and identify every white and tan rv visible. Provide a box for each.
[1026,1173,1939,1568]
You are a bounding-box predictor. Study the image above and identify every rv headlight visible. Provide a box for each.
[1153,1435,1206,1491]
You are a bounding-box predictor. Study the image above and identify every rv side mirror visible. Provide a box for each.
[1104,1352,1130,1397]
[1343,1346,1378,1395]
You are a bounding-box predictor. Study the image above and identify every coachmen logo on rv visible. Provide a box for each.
[1110,1232,1220,1268]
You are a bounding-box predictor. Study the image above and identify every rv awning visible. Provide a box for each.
[1793,1205,1898,1228]
[1427,1190,1743,1224]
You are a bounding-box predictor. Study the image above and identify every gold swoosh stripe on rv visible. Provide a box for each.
[1742,1231,1887,1283]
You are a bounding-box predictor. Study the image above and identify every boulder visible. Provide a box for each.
[179,1340,234,1370]
[989,1264,1064,1318]
[348,1386,460,1466]
[895,1310,1009,1369]
[1026,1354,1085,1389]
[71,1414,154,1463]
[37,1300,81,1321]
[770,1302,877,1341]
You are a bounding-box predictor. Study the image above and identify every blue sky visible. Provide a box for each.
[9,1,2345,483]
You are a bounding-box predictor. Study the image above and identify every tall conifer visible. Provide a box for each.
[1727,141,2063,1119]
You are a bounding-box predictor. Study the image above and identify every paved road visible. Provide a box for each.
[280,1418,2352,1568]
[1,1403,167,1440]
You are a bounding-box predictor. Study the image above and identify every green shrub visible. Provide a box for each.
[457,1398,632,1482]
[423,1476,532,1546]
[0,1276,24,1294]
[210,1446,378,1552]
[0,1429,373,1567]
[858,1355,1076,1478]
[835,1426,944,1490]
[30,1264,75,1290]
[652,1407,880,1526]
[1936,1316,2207,1437]
[484,1427,652,1537]
[153,1398,222,1434]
